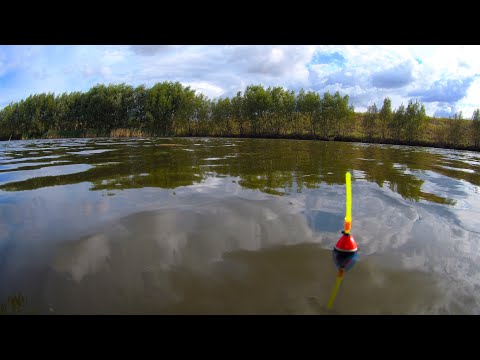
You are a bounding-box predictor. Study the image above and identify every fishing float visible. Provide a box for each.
[327,171,358,310]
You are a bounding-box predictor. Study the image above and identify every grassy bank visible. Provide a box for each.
[3,119,479,153]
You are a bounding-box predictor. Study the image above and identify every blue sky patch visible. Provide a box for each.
[311,51,346,66]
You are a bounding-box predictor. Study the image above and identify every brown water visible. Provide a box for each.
[1,137,479,314]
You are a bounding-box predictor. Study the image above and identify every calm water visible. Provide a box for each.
[1,137,480,314]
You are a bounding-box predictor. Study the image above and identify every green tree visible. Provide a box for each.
[231,91,245,136]
[379,97,392,140]
[282,89,297,135]
[297,89,321,137]
[330,92,354,138]
[404,99,426,142]
[145,81,190,136]
[188,93,211,136]
[432,118,448,146]
[448,111,464,147]
[243,85,271,136]
[390,104,406,142]
[472,109,480,149]
[364,103,378,140]
[267,87,287,135]
[212,97,235,136]
[129,85,148,131]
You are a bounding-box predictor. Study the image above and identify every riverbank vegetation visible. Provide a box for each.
[1,82,479,151]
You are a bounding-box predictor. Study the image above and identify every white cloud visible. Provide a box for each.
[371,61,415,89]
[130,45,173,56]
[100,66,113,79]
[410,77,476,103]
[1,45,480,116]
[101,48,127,65]
[457,77,480,118]
[182,81,225,99]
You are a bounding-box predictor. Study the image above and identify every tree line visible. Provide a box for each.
[0,81,479,150]
[363,98,480,149]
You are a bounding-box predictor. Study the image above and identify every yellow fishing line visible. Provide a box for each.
[327,270,344,309]
[344,172,352,234]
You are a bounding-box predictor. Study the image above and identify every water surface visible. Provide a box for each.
[1,137,480,314]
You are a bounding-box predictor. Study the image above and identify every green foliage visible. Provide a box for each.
[297,89,321,136]
[448,111,464,147]
[364,103,378,140]
[229,91,244,136]
[379,97,392,140]
[212,97,233,136]
[267,86,295,136]
[0,82,479,151]
[325,92,354,138]
[432,118,449,146]
[243,85,272,135]
[145,81,193,136]
[390,103,406,141]
[404,99,426,142]
[472,109,480,149]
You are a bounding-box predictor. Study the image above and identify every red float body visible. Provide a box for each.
[335,233,358,252]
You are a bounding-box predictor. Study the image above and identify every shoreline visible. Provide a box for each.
[3,133,479,153]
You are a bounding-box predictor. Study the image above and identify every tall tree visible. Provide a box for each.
[404,99,426,142]
[231,91,245,136]
[243,85,271,136]
[364,103,378,140]
[390,104,406,142]
[145,81,189,136]
[472,109,480,149]
[330,92,355,138]
[379,97,392,140]
[297,89,321,137]
[129,85,148,130]
[212,98,233,136]
[448,111,464,147]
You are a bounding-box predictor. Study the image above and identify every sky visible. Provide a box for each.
[1,45,479,118]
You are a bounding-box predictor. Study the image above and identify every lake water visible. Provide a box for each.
[1,137,480,314]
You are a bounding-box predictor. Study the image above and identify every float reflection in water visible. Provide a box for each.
[328,172,359,310]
